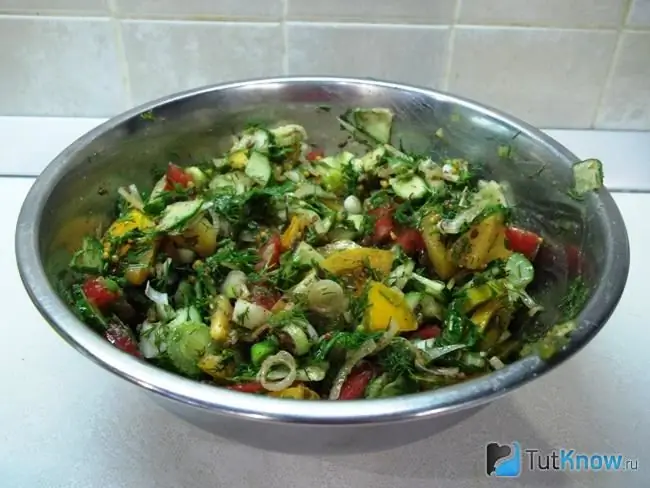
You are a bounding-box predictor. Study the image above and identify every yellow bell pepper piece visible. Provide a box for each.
[320,248,394,279]
[229,150,248,169]
[450,213,504,270]
[470,299,503,332]
[269,384,320,400]
[365,281,417,332]
[280,216,308,251]
[210,295,233,343]
[182,217,218,258]
[460,281,505,314]
[420,213,457,280]
[198,354,234,380]
[103,209,155,256]
[486,228,513,262]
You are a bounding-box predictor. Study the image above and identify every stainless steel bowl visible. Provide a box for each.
[15,77,629,454]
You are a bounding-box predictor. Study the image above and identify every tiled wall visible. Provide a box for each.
[0,0,649,129]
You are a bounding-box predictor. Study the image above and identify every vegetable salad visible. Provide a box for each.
[63,107,602,400]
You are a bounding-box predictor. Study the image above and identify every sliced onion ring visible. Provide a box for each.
[257,351,297,392]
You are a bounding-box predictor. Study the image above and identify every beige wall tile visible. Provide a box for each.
[0,17,125,116]
[596,32,650,129]
[0,0,107,14]
[121,20,284,105]
[114,0,282,20]
[459,0,627,28]
[627,0,650,27]
[287,0,456,24]
[448,27,617,128]
[287,23,450,88]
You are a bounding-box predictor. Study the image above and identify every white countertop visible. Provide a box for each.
[1,118,647,487]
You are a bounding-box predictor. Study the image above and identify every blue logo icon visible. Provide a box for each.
[486,442,522,477]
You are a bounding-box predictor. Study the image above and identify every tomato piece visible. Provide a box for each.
[227,382,265,394]
[395,228,425,255]
[339,364,374,400]
[164,163,192,190]
[82,277,120,309]
[256,234,282,271]
[368,206,394,220]
[306,148,324,161]
[104,322,140,357]
[373,216,395,244]
[250,284,281,311]
[412,324,442,340]
[505,227,543,261]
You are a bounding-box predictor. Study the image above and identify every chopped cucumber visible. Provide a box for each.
[156,199,204,233]
[270,124,307,147]
[209,171,253,194]
[404,291,423,312]
[355,146,386,173]
[390,175,428,200]
[245,151,272,187]
[571,159,604,197]
[346,214,365,232]
[411,273,446,299]
[144,176,168,214]
[421,295,446,320]
[149,175,167,202]
[345,108,394,144]
[185,166,208,188]
[314,216,334,235]
[167,322,213,377]
[294,242,323,265]
[70,236,104,273]
[230,128,270,154]
[441,158,470,183]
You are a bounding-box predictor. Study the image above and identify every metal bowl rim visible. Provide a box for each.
[15,76,630,425]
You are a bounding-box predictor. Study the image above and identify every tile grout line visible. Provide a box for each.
[1,12,648,32]
[441,0,463,90]
[590,0,633,129]
[106,0,133,110]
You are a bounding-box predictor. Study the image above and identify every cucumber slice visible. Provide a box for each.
[245,151,272,186]
[390,175,428,200]
[232,128,270,153]
[404,291,423,312]
[356,146,386,173]
[167,322,213,377]
[572,158,604,196]
[185,166,208,188]
[156,199,204,233]
[270,124,307,147]
[69,236,104,273]
[144,176,168,214]
[345,108,394,144]
[294,242,323,265]
[346,214,365,232]
[209,171,253,194]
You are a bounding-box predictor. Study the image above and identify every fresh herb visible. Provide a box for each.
[377,339,415,377]
[263,252,310,291]
[559,277,589,321]
[441,306,480,347]
[66,284,107,331]
[205,239,258,278]
[312,330,381,361]
[230,362,259,382]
